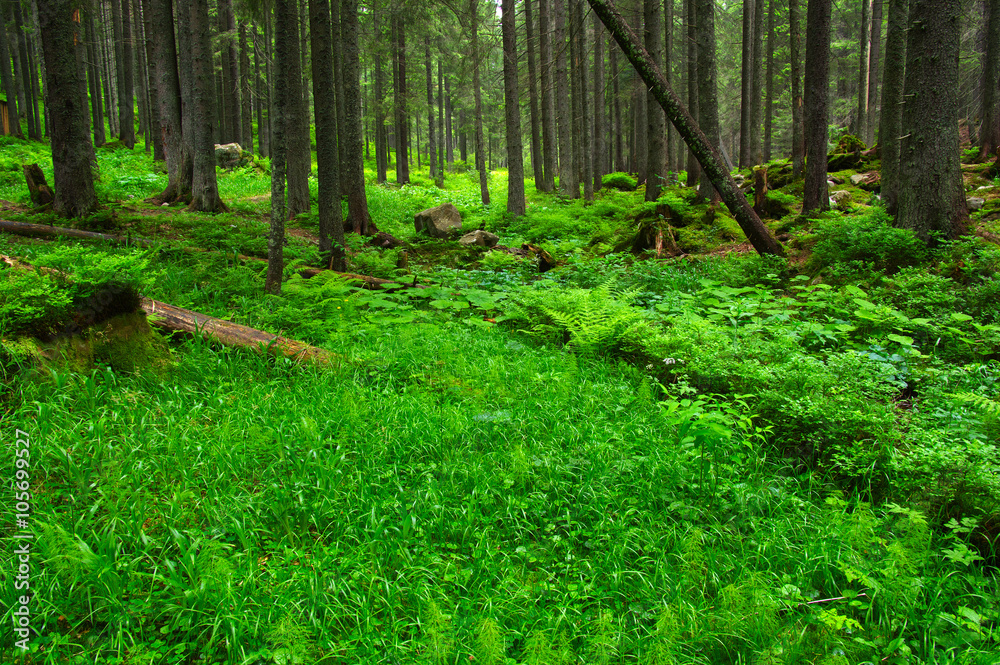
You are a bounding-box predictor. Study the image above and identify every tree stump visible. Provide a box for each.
[752,166,769,216]
[23,164,54,207]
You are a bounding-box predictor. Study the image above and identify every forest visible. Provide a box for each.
[1,0,1000,661]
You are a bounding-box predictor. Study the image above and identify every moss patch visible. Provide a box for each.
[42,311,172,375]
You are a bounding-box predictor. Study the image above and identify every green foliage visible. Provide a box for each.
[601,171,638,191]
[833,134,866,153]
[812,208,927,275]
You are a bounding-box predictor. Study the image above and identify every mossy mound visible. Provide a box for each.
[42,311,172,375]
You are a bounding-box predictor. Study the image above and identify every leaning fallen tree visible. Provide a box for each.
[140,298,341,366]
[587,0,784,256]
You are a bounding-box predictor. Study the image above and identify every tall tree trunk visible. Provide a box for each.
[763,0,774,161]
[856,0,872,141]
[789,0,803,175]
[0,2,22,138]
[118,0,135,147]
[502,0,526,215]
[569,0,583,197]
[635,82,647,185]
[445,76,453,166]
[86,11,105,146]
[802,0,830,213]
[554,0,573,195]
[739,0,754,167]
[332,0,347,191]
[608,37,625,171]
[175,0,195,201]
[38,0,97,217]
[587,0,783,256]
[218,0,240,145]
[575,0,593,201]
[187,0,226,212]
[268,0,292,294]
[593,12,605,191]
[374,11,387,183]
[100,0,117,137]
[866,0,882,147]
[151,0,190,203]
[309,0,345,269]
[539,0,557,191]
[425,36,437,182]
[284,0,310,218]
[437,51,445,186]
[239,21,253,153]
[664,0,674,172]
[13,0,39,139]
[696,0,720,201]
[749,0,765,164]
[979,0,1000,160]
[470,0,490,204]
[256,20,270,157]
[879,0,905,212]
[393,14,409,184]
[644,0,664,200]
[141,0,163,160]
[342,0,373,233]
[134,1,151,151]
[897,0,966,241]
[685,0,699,186]
[525,0,543,185]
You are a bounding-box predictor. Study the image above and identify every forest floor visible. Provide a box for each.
[1,135,1000,664]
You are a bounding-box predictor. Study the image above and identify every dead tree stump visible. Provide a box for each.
[23,164,55,207]
[752,166,769,217]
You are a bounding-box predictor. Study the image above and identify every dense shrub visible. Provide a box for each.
[601,172,637,191]
[812,208,926,275]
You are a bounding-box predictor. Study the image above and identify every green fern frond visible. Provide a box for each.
[953,392,1000,418]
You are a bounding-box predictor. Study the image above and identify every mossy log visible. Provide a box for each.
[0,219,154,246]
[140,297,341,366]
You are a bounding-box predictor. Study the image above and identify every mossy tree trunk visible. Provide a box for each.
[802,0,830,213]
[502,0,526,216]
[878,0,907,213]
[37,0,98,218]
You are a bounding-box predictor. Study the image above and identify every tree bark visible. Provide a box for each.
[256,20,270,157]
[374,11,387,183]
[896,0,967,242]
[866,0,882,148]
[789,0,804,176]
[749,0,765,164]
[150,0,191,203]
[644,0,664,201]
[539,0,557,191]
[502,0,526,215]
[763,0,774,162]
[685,0,699,186]
[218,0,240,145]
[802,0,830,213]
[118,0,136,147]
[739,0,754,167]
[85,11,105,146]
[13,0,39,139]
[526,0,543,185]
[37,0,98,217]
[436,50,445,186]
[979,0,1000,161]
[239,21,253,154]
[140,0,163,159]
[186,0,226,212]
[587,0,783,255]
[554,0,574,196]
[283,0,309,219]
[342,0,373,234]
[569,0,584,197]
[575,0,592,201]
[593,12,606,191]
[856,0,872,142]
[0,1,22,138]
[425,36,437,182]
[879,0,906,213]
[392,14,410,184]
[696,0,721,201]
[310,0,345,269]
[470,0,490,204]
[268,0,292,294]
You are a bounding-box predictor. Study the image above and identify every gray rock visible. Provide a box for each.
[459,229,499,247]
[214,143,249,170]
[850,173,867,185]
[830,190,853,208]
[415,203,462,238]
[967,196,986,211]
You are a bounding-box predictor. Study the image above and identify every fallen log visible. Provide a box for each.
[0,219,155,247]
[140,297,341,367]
[296,268,428,291]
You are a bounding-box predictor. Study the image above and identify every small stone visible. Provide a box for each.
[830,190,853,209]
[967,197,986,211]
[161,202,169,207]
[414,203,462,238]
[459,229,499,248]
[850,174,866,185]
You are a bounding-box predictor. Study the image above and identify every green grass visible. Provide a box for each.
[1,136,999,664]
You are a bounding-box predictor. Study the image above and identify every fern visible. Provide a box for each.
[953,392,1000,419]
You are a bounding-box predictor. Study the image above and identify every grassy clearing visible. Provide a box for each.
[1,137,999,663]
